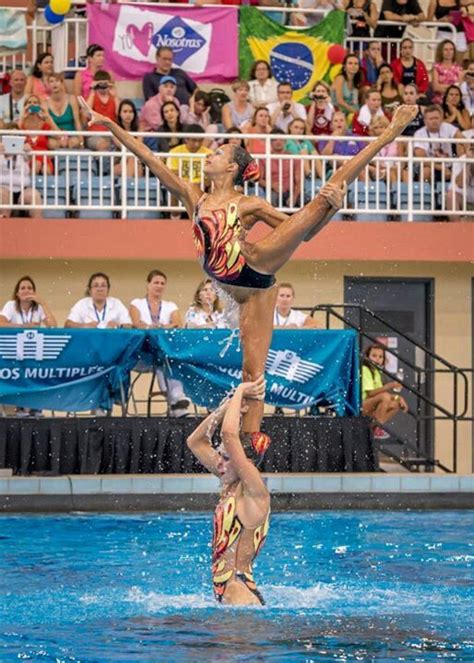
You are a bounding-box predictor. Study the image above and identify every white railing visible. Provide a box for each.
[0,130,472,221]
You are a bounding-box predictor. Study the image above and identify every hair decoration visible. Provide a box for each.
[250,432,271,455]
[242,160,260,182]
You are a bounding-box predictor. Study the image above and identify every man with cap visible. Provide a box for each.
[143,46,197,105]
[139,75,188,132]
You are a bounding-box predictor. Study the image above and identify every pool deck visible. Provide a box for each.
[0,473,473,511]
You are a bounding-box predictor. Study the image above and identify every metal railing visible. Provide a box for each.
[309,303,473,473]
[0,130,472,221]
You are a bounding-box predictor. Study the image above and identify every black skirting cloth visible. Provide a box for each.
[0,416,377,476]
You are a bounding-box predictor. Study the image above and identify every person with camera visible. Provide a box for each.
[306,80,335,136]
[84,71,119,151]
[267,82,307,133]
[0,70,27,130]
[19,95,56,175]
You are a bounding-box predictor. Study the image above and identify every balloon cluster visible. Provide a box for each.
[44,0,71,25]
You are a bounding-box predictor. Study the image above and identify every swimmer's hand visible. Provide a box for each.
[319,181,347,210]
[239,375,266,401]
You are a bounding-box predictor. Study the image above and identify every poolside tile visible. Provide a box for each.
[100,477,133,494]
[161,476,192,494]
[38,478,70,495]
[265,475,283,492]
[312,475,342,492]
[281,475,313,493]
[7,478,40,495]
[341,476,372,492]
[459,475,474,492]
[400,476,431,492]
[429,476,460,492]
[191,475,220,493]
[0,478,10,494]
[370,475,401,492]
[130,477,162,494]
[70,477,102,494]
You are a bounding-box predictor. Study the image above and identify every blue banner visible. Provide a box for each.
[150,329,360,415]
[0,328,144,411]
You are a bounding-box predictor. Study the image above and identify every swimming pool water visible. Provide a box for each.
[1,511,473,662]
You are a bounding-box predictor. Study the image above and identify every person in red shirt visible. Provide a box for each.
[19,94,56,175]
[85,71,119,151]
[391,38,429,97]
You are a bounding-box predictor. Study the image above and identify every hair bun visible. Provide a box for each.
[250,432,271,455]
[242,160,260,182]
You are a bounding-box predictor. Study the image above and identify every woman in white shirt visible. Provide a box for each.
[273,282,317,328]
[185,278,228,329]
[129,269,190,417]
[0,141,43,218]
[0,275,57,327]
[65,272,131,328]
[248,61,278,108]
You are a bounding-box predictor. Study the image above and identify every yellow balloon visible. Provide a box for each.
[50,0,71,15]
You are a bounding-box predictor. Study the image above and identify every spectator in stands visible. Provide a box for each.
[143,46,196,105]
[285,118,322,182]
[375,0,425,58]
[248,61,278,107]
[360,42,384,88]
[391,37,430,97]
[344,0,378,39]
[140,76,186,134]
[331,53,362,119]
[19,95,55,175]
[0,141,42,217]
[241,107,273,155]
[0,70,27,129]
[84,71,118,151]
[290,0,342,27]
[73,44,107,100]
[460,60,474,113]
[427,0,467,54]
[167,124,212,217]
[129,269,191,417]
[414,104,463,181]
[442,84,471,130]
[185,278,228,328]
[45,73,83,149]
[363,115,400,183]
[65,272,131,328]
[352,88,387,135]
[318,110,364,172]
[306,80,335,136]
[273,282,317,328]
[155,101,184,153]
[114,100,144,177]
[223,127,245,149]
[25,53,54,100]
[258,128,302,207]
[432,40,465,104]
[267,82,307,132]
[400,84,425,136]
[376,64,403,115]
[361,343,408,438]
[181,91,218,147]
[0,275,56,327]
[222,80,254,130]
[446,138,474,220]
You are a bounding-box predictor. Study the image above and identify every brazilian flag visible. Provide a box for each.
[239,7,345,103]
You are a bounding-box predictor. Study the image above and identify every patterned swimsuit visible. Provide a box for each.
[212,492,270,605]
[192,195,275,289]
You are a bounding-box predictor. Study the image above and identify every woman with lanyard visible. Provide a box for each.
[65,272,131,329]
[185,278,228,329]
[273,282,317,329]
[129,269,191,417]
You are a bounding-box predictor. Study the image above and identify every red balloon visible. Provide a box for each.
[327,44,347,65]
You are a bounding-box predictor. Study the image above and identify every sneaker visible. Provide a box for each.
[274,407,284,415]
[373,426,390,440]
[169,407,189,418]
[172,399,191,410]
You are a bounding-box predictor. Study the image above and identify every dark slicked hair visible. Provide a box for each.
[231,145,255,187]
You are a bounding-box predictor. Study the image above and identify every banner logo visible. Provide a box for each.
[266,349,323,384]
[152,17,206,65]
[0,330,71,362]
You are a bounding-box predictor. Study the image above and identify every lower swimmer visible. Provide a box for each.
[186,375,270,606]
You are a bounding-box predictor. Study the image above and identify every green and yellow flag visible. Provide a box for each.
[239,7,346,103]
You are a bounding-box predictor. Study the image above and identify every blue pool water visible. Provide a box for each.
[1,511,473,662]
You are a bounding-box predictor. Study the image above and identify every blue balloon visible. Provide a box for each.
[44,5,64,24]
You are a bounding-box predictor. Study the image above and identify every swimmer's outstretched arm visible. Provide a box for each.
[186,398,231,476]
[220,377,268,498]
[78,97,200,215]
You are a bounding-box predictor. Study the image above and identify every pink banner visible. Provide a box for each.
[87,4,238,82]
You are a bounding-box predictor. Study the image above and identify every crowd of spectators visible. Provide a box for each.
[0,9,473,220]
